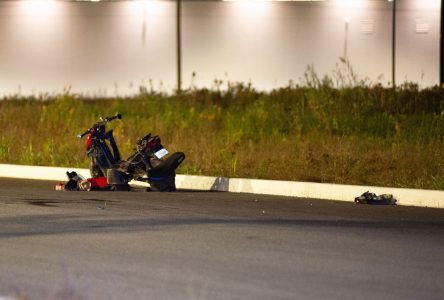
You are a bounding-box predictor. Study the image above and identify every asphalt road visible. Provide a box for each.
[0,178,443,300]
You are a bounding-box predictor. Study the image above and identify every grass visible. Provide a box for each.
[1,76,444,190]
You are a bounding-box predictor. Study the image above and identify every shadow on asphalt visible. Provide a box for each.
[1,213,443,238]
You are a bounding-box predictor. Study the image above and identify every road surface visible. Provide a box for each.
[0,178,443,300]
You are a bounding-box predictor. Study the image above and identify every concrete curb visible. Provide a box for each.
[0,164,443,209]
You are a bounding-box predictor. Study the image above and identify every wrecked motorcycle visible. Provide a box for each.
[72,113,185,191]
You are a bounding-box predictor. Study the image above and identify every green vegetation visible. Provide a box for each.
[1,79,443,190]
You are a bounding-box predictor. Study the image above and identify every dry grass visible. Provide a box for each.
[1,83,443,190]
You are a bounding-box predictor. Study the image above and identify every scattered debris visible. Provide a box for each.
[97,202,107,210]
[55,171,109,191]
[355,191,397,205]
[62,171,86,191]
[55,183,65,191]
[79,180,92,191]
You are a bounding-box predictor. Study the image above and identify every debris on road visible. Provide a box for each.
[97,202,107,210]
[354,191,397,205]
[55,171,110,191]
[55,183,65,191]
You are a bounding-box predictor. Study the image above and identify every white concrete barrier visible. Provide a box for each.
[0,164,443,209]
[0,164,90,181]
[227,178,444,208]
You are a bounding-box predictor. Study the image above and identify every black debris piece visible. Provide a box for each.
[355,191,397,205]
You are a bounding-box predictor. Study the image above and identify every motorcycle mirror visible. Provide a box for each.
[116,113,122,120]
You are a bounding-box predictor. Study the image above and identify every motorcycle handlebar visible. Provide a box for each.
[102,113,122,123]
[76,113,122,138]
[77,130,90,139]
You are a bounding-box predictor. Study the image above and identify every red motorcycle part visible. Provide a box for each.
[87,177,108,189]
[86,133,92,151]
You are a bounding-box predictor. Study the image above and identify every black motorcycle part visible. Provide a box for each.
[145,152,185,192]
[64,171,83,191]
[106,169,130,191]
[148,152,185,177]
[89,159,105,178]
[148,173,176,192]
[105,130,121,162]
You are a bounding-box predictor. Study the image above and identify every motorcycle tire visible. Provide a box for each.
[149,173,176,192]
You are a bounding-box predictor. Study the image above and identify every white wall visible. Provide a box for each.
[0,1,176,97]
[182,0,394,89]
[0,0,441,97]
[396,0,441,86]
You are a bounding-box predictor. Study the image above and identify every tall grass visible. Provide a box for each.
[1,74,444,189]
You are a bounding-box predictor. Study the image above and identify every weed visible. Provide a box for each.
[1,73,443,189]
